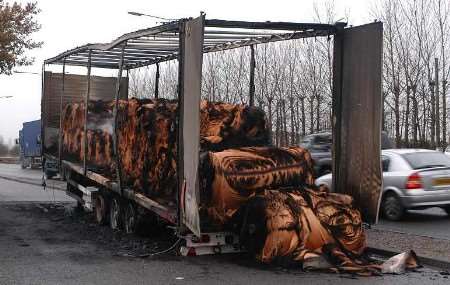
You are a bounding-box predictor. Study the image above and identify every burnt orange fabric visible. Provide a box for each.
[60,98,270,203]
[260,188,365,260]
[200,101,270,150]
[201,146,315,225]
[233,187,385,275]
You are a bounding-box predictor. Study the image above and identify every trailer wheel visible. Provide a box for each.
[94,194,107,225]
[123,202,137,234]
[109,198,121,230]
[45,172,55,179]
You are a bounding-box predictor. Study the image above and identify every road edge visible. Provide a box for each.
[0,175,65,191]
[367,246,450,271]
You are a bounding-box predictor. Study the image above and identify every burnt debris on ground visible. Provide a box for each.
[3,202,177,258]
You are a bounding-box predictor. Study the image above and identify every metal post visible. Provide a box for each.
[113,43,126,192]
[331,22,345,198]
[248,45,256,106]
[430,80,436,148]
[58,58,66,169]
[435,58,440,149]
[176,15,204,237]
[83,50,92,176]
[155,63,160,99]
[40,64,46,160]
[176,20,186,232]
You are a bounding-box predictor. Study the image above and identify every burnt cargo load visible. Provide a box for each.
[57,97,416,275]
[59,98,318,221]
[60,98,273,203]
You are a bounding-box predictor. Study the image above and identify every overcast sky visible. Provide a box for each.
[0,0,374,144]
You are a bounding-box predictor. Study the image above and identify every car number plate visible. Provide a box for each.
[433,177,450,186]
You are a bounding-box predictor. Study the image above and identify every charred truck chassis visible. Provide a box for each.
[42,15,383,256]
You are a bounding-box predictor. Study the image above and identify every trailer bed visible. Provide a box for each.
[61,159,177,224]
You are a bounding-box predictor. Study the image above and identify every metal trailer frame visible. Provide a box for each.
[42,15,383,255]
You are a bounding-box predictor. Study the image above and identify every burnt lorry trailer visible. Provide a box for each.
[42,15,383,255]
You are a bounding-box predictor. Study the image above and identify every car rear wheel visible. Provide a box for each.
[382,193,405,221]
[443,206,450,217]
[61,167,67,181]
[319,166,332,177]
[45,173,54,179]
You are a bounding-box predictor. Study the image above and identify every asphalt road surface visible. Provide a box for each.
[0,163,449,284]
[0,163,43,180]
[0,178,72,202]
[0,163,70,202]
[375,208,450,240]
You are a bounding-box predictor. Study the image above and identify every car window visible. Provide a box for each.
[309,135,331,151]
[402,152,450,170]
[315,135,332,145]
[381,131,394,149]
[300,136,312,147]
[381,155,390,172]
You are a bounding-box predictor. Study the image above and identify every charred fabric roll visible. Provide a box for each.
[200,146,418,276]
[200,146,315,226]
[229,186,419,276]
[61,98,270,202]
[200,101,270,151]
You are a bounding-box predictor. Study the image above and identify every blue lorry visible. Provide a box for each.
[17,119,58,178]
[18,120,42,169]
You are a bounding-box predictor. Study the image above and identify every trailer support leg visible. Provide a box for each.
[248,44,256,106]
[58,58,66,172]
[83,50,92,176]
[155,63,160,99]
[113,43,126,193]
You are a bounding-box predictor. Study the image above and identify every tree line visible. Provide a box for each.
[373,0,449,149]
[128,0,449,149]
[0,136,19,157]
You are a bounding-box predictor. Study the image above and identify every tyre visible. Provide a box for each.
[94,194,108,225]
[382,193,405,221]
[319,167,332,176]
[443,206,450,217]
[109,198,121,230]
[61,167,67,181]
[75,201,84,212]
[123,202,137,234]
[45,172,54,179]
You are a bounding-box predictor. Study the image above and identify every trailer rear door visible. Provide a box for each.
[178,15,205,237]
[332,22,383,224]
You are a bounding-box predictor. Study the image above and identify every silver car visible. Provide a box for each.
[315,149,450,221]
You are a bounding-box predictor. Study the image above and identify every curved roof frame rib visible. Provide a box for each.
[44,18,341,70]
